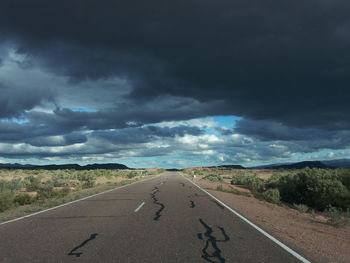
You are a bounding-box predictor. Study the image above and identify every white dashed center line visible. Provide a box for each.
[134,202,145,212]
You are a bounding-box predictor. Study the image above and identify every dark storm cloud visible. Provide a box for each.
[0,120,87,146]
[0,95,217,144]
[1,0,350,130]
[234,119,333,141]
[0,83,54,118]
[234,119,350,152]
[26,133,88,147]
[92,125,203,144]
[23,98,224,131]
[1,0,350,165]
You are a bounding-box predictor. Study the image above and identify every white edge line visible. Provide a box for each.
[182,174,311,263]
[134,201,145,212]
[0,173,163,226]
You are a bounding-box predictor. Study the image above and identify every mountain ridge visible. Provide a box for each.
[249,159,350,169]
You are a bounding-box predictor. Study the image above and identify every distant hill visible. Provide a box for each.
[250,159,350,169]
[0,163,129,170]
[322,159,350,168]
[267,161,329,169]
[207,165,246,169]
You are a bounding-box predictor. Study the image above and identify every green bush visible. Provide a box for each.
[127,172,138,179]
[265,174,282,188]
[26,182,41,191]
[0,179,25,191]
[25,176,41,184]
[82,179,95,189]
[14,193,35,205]
[77,172,96,182]
[325,206,349,228]
[293,203,309,213]
[7,179,25,191]
[0,191,15,212]
[216,185,223,191]
[60,186,72,194]
[337,169,350,190]
[52,178,69,187]
[276,169,350,211]
[36,184,57,200]
[203,174,223,182]
[231,174,265,193]
[0,180,8,191]
[247,177,265,192]
[261,189,280,204]
[231,174,250,185]
[76,172,96,189]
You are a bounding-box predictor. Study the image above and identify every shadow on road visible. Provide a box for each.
[68,233,98,257]
[197,218,230,263]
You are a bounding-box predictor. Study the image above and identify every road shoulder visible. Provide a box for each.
[190,176,350,263]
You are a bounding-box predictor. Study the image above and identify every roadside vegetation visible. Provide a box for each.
[184,167,350,227]
[203,174,223,182]
[0,168,163,222]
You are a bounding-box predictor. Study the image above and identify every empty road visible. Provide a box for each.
[0,172,309,262]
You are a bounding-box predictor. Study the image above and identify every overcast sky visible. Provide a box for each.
[0,0,350,168]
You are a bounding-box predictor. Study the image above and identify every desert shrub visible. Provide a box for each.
[194,170,205,176]
[60,186,72,194]
[82,179,95,189]
[293,203,309,213]
[26,175,41,184]
[14,193,35,205]
[77,172,96,189]
[231,174,265,193]
[247,177,265,192]
[0,191,15,212]
[216,185,224,191]
[231,174,250,185]
[337,169,350,190]
[0,180,8,191]
[25,182,41,191]
[7,179,25,191]
[37,185,70,200]
[52,178,69,187]
[52,170,77,181]
[0,180,12,191]
[261,188,280,204]
[276,169,350,211]
[203,174,223,182]
[127,172,138,178]
[325,205,350,228]
[36,184,60,200]
[24,175,43,191]
[77,172,96,181]
[0,179,25,191]
[265,174,282,188]
[183,169,193,176]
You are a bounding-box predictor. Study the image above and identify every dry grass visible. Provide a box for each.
[0,168,163,222]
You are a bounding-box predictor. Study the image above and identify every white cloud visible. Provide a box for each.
[157,117,217,129]
[328,152,335,158]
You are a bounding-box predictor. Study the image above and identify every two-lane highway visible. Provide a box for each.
[0,172,309,262]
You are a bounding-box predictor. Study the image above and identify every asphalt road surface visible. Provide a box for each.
[0,172,309,262]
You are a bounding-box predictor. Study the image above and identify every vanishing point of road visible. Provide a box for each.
[0,172,310,262]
